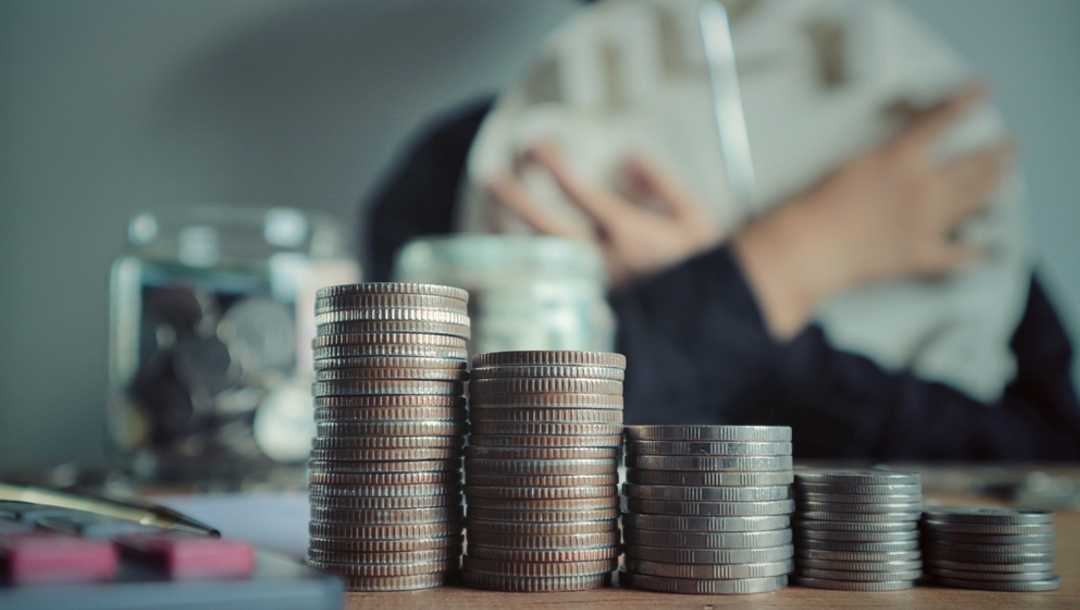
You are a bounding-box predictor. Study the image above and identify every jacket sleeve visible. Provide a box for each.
[611,245,1080,460]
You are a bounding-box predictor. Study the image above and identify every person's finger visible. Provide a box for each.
[935,140,1013,224]
[894,83,987,157]
[621,154,706,219]
[483,174,577,236]
[526,141,627,226]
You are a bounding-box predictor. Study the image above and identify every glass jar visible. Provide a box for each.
[108,206,358,484]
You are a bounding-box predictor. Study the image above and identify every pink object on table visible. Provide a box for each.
[0,533,118,585]
[114,533,255,580]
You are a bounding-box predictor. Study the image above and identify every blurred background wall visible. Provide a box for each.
[2,0,1078,473]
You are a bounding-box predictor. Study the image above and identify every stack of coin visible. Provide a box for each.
[306,282,471,591]
[620,425,795,595]
[461,351,625,592]
[792,469,923,591]
[922,507,1060,592]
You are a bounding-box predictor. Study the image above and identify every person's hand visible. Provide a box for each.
[484,141,722,287]
[734,84,1014,338]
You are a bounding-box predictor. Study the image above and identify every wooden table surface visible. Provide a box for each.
[346,499,1078,609]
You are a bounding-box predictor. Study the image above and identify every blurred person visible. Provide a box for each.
[362,0,1080,460]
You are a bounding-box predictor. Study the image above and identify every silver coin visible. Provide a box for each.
[471,351,625,369]
[312,380,464,397]
[315,367,469,382]
[313,406,464,423]
[467,434,622,449]
[623,528,792,549]
[311,332,467,349]
[930,568,1057,582]
[466,393,623,409]
[305,546,461,565]
[309,505,461,524]
[314,293,467,314]
[921,507,1053,526]
[623,514,790,533]
[623,484,790,502]
[316,320,471,339]
[796,529,920,543]
[465,545,619,563]
[461,571,610,592]
[794,481,922,496]
[792,576,916,591]
[314,307,471,327]
[467,406,624,423]
[627,455,793,472]
[794,469,920,486]
[932,575,1061,592]
[464,530,620,550]
[925,559,1056,573]
[792,519,916,532]
[924,549,1056,564]
[464,446,618,461]
[797,540,920,552]
[467,458,617,476]
[796,491,922,504]
[470,378,622,396]
[625,425,791,442]
[797,549,922,563]
[925,531,1056,545]
[624,544,794,565]
[309,494,456,510]
[797,499,922,514]
[626,559,793,579]
[465,519,617,536]
[315,283,469,302]
[466,507,618,523]
[798,567,922,582]
[315,420,465,437]
[313,395,465,409]
[307,483,460,498]
[466,473,617,488]
[626,440,792,456]
[469,421,623,436]
[465,486,617,500]
[922,520,1056,536]
[627,469,794,487]
[798,558,923,572]
[798,511,922,523]
[620,572,788,594]
[924,540,1056,554]
[313,345,470,361]
[308,459,458,474]
[627,498,795,517]
[470,365,625,381]
[312,434,461,449]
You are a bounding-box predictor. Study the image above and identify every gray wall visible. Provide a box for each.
[2,0,1078,473]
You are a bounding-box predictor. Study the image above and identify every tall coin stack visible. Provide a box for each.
[793,470,923,591]
[621,425,795,595]
[461,351,625,592]
[922,507,1060,592]
[306,283,471,591]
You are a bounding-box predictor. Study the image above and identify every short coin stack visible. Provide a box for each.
[306,282,471,591]
[461,351,625,592]
[621,425,795,595]
[793,470,923,591]
[922,507,1060,592]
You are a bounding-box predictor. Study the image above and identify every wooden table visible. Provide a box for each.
[347,498,1078,609]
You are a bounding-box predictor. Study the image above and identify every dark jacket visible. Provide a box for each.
[364,100,1080,460]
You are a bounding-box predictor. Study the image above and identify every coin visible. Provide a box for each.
[797,549,921,562]
[462,557,616,577]
[309,494,456,510]
[792,576,915,591]
[469,421,623,436]
[309,521,460,540]
[626,440,792,456]
[308,535,461,553]
[625,559,792,580]
[312,380,464,397]
[470,365,625,381]
[922,520,1055,535]
[627,469,794,487]
[316,283,469,301]
[466,519,616,536]
[470,378,622,396]
[620,572,788,594]
[932,576,1061,592]
[800,540,920,552]
[466,486,616,500]
[314,356,468,371]
[797,558,923,572]
[798,511,922,523]
[316,367,469,382]
[313,406,464,423]
[623,484,790,502]
[467,407,623,424]
[312,435,462,449]
[798,567,922,582]
[312,332,467,349]
[924,559,1055,573]
[467,434,623,448]
[623,528,792,549]
[306,557,457,577]
[317,320,471,339]
[315,421,465,437]
[465,446,618,460]
[314,308,471,327]
[924,540,1056,554]
[464,531,620,549]
[306,546,461,564]
[314,395,465,409]
[467,507,618,523]
[792,519,916,532]
[624,544,794,565]
[926,531,1055,545]
[466,473,618,488]
[464,496,619,511]
[795,481,922,496]
[309,471,458,486]
[627,455,793,472]
[797,500,922,514]
[313,344,470,361]
[472,351,625,369]
[466,393,623,409]
[466,545,619,563]
[307,483,459,498]
[796,491,921,504]
[467,458,615,476]
[924,549,1056,564]
[625,425,791,442]
[626,498,795,517]
[795,529,920,542]
[622,514,790,533]
[338,572,452,592]
[930,568,1057,582]
[311,447,462,462]
[309,506,461,524]
[794,470,920,485]
[315,293,467,313]
[921,507,1054,526]
[461,571,610,592]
